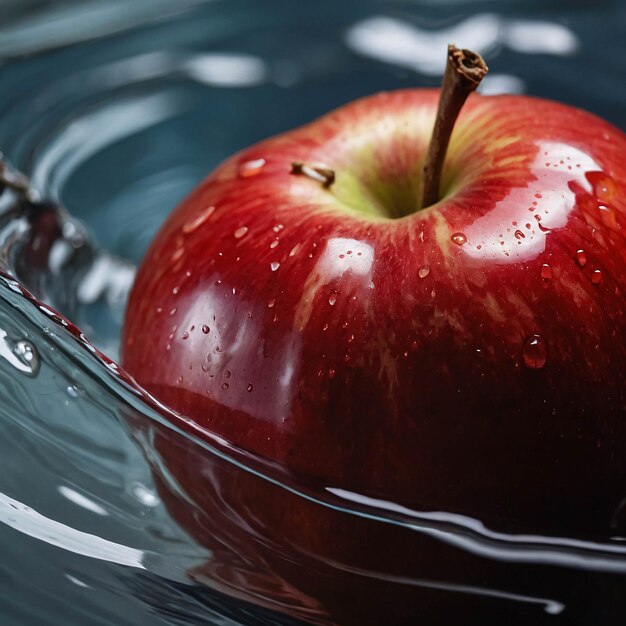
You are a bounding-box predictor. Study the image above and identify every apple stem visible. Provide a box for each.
[291,161,335,188]
[421,45,488,209]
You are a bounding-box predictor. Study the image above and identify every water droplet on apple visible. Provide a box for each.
[273,224,284,233]
[534,215,551,232]
[328,292,338,306]
[418,265,430,279]
[587,171,617,201]
[522,334,547,369]
[247,383,254,392]
[268,298,276,308]
[238,158,266,178]
[598,204,620,230]
[270,261,280,271]
[289,244,300,257]
[540,264,553,281]
[451,233,466,246]
[322,323,329,331]
[576,249,587,267]
[328,368,336,379]
[224,370,231,379]
[222,382,229,390]
[270,239,279,249]
[202,324,210,334]
[514,230,525,240]
[169,308,177,316]
[591,269,603,285]
[234,226,249,239]
[182,331,189,340]
[183,206,215,234]
[171,247,185,263]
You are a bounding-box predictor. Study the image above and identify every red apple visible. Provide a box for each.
[122,50,626,623]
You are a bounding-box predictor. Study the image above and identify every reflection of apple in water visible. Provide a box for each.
[122,46,626,621]
[150,417,621,626]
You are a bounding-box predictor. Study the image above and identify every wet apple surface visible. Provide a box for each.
[123,88,626,541]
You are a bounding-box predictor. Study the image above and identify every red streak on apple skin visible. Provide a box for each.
[123,90,626,541]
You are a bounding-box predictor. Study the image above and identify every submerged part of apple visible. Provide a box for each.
[123,87,626,537]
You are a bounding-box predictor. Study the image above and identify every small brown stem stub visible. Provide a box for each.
[290,161,335,188]
[421,45,488,209]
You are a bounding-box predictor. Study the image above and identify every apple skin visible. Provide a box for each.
[122,89,626,620]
